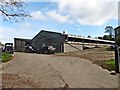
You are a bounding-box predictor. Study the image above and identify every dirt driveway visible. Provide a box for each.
[2,52,118,88]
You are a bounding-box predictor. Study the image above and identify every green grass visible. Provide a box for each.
[0,52,12,62]
[104,59,115,71]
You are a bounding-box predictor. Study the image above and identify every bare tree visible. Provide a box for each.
[0,0,30,22]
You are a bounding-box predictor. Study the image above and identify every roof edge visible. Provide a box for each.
[14,38,31,40]
[115,26,120,30]
[31,30,64,41]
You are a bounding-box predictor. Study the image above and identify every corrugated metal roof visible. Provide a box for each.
[67,34,115,44]
[32,30,64,41]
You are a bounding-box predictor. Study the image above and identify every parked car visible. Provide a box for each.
[47,46,56,54]
[3,43,14,54]
[37,45,56,54]
[24,46,36,53]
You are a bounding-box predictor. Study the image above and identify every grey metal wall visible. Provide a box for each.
[31,31,65,53]
[115,26,120,46]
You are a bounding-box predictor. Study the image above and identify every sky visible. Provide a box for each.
[0,0,119,44]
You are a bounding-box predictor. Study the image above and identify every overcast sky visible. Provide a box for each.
[0,0,119,44]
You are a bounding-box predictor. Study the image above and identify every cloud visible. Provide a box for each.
[0,26,13,44]
[0,23,37,44]
[30,10,71,23]
[46,10,70,23]
[31,11,46,20]
[20,23,35,30]
[30,1,118,26]
[57,0,118,26]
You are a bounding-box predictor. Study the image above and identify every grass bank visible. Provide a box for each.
[92,59,115,71]
[56,47,115,71]
[104,59,115,71]
[0,52,12,62]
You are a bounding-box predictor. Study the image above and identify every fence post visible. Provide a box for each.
[115,45,119,73]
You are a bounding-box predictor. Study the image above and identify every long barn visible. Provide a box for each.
[14,30,115,53]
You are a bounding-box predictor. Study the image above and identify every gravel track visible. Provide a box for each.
[2,52,118,88]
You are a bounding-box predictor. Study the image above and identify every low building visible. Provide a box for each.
[14,38,31,52]
[14,30,115,53]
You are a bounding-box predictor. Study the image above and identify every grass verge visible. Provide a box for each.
[104,59,115,71]
[94,59,115,71]
[0,52,12,62]
[56,47,115,71]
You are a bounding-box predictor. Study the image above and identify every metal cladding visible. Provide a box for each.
[31,30,66,53]
[115,26,120,46]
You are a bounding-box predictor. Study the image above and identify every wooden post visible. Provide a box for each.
[82,40,84,50]
[114,26,120,73]
[115,45,119,73]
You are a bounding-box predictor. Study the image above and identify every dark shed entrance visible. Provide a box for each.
[14,38,31,52]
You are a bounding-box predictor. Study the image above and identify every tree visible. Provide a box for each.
[87,35,91,38]
[103,35,111,40]
[105,26,114,40]
[98,36,103,39]
[95,37,98,39]
[0,0,30,22]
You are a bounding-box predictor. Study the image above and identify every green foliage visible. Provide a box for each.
[104,59,115,71]
[87,35,91,38]
[105,26,114,40]
[0,52,12,62]
[103,35,111,40]
[98,36,103,39]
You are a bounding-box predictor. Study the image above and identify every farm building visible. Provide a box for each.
[115,26,120,46]
[14,38,31,52]
[14,30,115,53]
[31,30,66,53]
